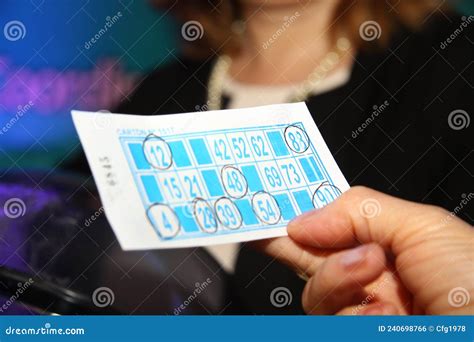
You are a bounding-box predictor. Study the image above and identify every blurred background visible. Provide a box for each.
[0,0,472,315]
[0,0,223,316]
[0,0,472,170]
[0,0,178,169]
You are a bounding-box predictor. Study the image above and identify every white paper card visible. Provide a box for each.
[72,103,349,250]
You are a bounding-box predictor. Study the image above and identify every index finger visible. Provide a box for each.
[254,236,333,278]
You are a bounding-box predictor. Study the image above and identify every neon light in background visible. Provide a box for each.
[0,0,177,169]
[0,58,136,114]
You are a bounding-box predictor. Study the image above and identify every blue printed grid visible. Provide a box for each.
[189,138,213,165]
[168,141,192,167]
[201,169,224,197]
[120,122,338,241]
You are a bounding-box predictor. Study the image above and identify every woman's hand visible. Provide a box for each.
[258,186,473,315]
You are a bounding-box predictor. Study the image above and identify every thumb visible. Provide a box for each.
[287,186,472,252]
[288,186,474,314]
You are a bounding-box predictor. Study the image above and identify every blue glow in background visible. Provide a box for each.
[0,0,177,169]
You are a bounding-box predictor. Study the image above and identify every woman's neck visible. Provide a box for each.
[230,1,343,85]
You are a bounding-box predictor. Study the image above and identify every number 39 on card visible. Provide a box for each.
[72,103,349,250]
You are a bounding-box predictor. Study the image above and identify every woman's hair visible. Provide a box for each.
[154,0,447,56]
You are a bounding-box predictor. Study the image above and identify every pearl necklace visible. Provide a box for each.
[206,37,351,111]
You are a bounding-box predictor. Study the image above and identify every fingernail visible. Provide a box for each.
[360,303,397,315]
[360,304,384,315]
[340,245,368,268]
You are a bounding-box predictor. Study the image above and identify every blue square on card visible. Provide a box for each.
[274,193,296,221]
[235,199,259,225]
[266,131,290,157]
[189,138,213,165]
[174,206,200,233]
[299,157,317,183]
[140,175,163,203]
[293,190,314,213]
[309,156,324,180]
[201,169,224,197]
[128,143,151,170]
[241,165,263,192]
[168,141,191,167]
